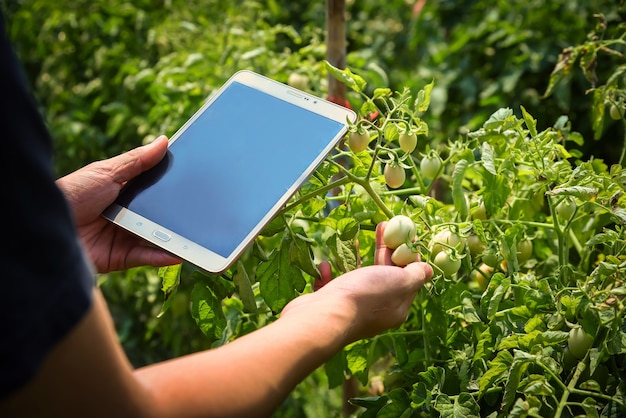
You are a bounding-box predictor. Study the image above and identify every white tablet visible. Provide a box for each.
[103,70,356,273]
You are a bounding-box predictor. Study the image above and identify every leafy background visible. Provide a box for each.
[3,0,625,416]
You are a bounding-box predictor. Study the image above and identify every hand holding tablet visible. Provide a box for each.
[103,71,356,273]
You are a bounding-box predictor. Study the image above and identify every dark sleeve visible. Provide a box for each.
[0,12,95,399]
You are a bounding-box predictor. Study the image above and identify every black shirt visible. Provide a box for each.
[0,11,94,399]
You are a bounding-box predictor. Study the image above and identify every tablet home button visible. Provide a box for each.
[153,230,172,242]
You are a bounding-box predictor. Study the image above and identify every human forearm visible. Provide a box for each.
[135,293,351,418]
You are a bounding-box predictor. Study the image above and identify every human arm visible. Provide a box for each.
[0,224,432,418]
[56,136,182,273]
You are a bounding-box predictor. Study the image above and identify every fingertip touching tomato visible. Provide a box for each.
[383,215,417,249]
[391,243,417,266]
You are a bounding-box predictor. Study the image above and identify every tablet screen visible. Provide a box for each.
[116,81,346,259]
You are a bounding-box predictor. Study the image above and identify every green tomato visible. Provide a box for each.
[568,327,593,359]
[471,202,487,220]
[399,132,417,153]
[391,243,417,266]
[384,163,406,189]
[348,130,371,153]
[431,229,465,255]
[516,239,533,265]
[383,215,417,249]
[556,198,576,220]
[420,155,441,179]
[481,251,500,268]
[609,104,622,121]
[470,263,494,290]
[433,250,461,276]
[467,234,485,258]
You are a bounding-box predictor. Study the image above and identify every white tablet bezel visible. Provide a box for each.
[103,70,356,273]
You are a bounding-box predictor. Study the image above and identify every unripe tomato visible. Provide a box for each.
[391,243,417,266]
[384,163,406,189]
[348,130,371,153]
[420,155,441,179]
[287,73,309,90]
[471,202,487,220]
[516,239,533,265]
[568,327,593,359]
[399,132,417,153]
[609,104,622,121]
[383,215,417,249]
[471,263,494,290]
[433,250,461,276]
[556,198,576,220]
[467,234,485,258]
[431,229,465,255]
[481,250,500,268]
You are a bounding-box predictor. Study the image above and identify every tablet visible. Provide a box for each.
[103,70,356,273]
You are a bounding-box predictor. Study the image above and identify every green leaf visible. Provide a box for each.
[258,235,305,312]
[191,279,226,340]
[345,340,370,385]
[547,186,598,200]
[520,105,538,138]
[324,349,347,389]
[324,61,367,93]
[377,388,411,418]
[326,233,358,274]
[502,360,525,413]
[415,80,435,112]
[478,350,513,395]
[451,159,469,220]
[232,261,257,313]
[289,233,319,279]
[481,142,497,175]
[157,264,182,318]
[435,393,480,418]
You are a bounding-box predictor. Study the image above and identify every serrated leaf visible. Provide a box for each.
[191,279,225,340]
[326,233,358,274]
[415,80,434,112]
[435,393,480,418]
[258,235,305,312]
[157,264,182,318]
[324,61,366,93]
[547,186,598,200]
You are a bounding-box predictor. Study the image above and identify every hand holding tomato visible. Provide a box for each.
[292,222,432,344]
